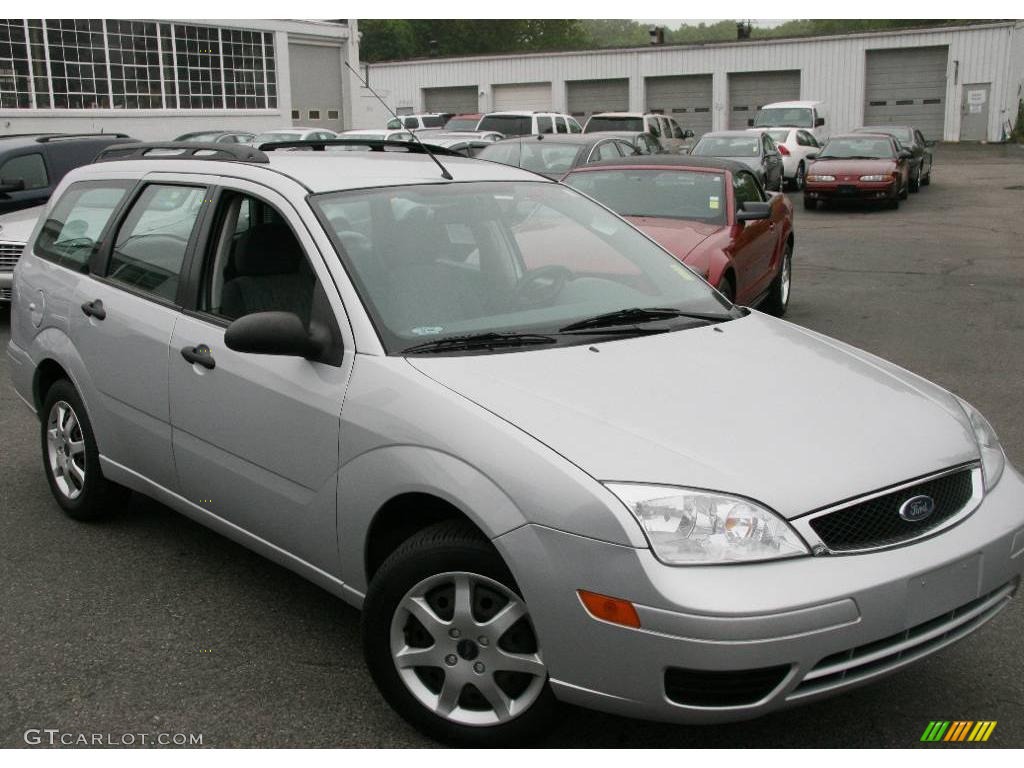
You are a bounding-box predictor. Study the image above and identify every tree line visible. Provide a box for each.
[359,19,987,63]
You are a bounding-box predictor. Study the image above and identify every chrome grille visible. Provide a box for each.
[798,466,980,553]
[790,579,1017,699]
[0,241,26,272]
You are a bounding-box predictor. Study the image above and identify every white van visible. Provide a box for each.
[752,101,829,142]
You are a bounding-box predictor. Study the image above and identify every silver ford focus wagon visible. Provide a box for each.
[7,141,1023,745]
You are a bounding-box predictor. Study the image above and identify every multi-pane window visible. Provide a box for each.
[0,19,278,110]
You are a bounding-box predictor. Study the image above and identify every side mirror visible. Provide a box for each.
[806,152,819,160]
[815,117,825,127]
[735,201,772,222]
[225,311,326,360]
[0,178,27,194]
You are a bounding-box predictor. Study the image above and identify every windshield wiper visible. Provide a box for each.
[402,332,558,354]
[559,307,733,333]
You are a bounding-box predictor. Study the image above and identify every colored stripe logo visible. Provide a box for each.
[920,721,997,742]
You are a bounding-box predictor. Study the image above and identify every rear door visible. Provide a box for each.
[70,177,211,491]
[167,180,353,573]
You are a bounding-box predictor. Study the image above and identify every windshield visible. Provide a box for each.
[753,108,813,128]
[564,169,726,225]
[253,132,301,144]
[311,182,730,354]
[478,141,582,175]
[478,115,532,136]
[691,136,760,158]
[859,126,913,144]
[818,137,895,159]
[445,116,479,130]
[585,116,643,133]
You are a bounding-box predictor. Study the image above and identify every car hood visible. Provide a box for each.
[407,313,978,519]
[809,158,896,176]
[0,203,44,242]
[624,217,720,264]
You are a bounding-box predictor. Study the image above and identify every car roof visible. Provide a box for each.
[829,132,894,140]
[491,134,607,146]
[856,125,914,133]
[85,152,551,193]
[483,111,564,117]
[761,101,823,109]
[0,133,131,148]
[564,155,749,175]
[700,130,764,138]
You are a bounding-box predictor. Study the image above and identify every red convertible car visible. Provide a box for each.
[562,156,793,313]
[803,132,912,210]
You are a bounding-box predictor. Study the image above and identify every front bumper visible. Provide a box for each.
[0,270,11,301]
[805,180,896,202]
[496,463,1024,724]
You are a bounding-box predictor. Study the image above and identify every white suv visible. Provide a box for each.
[584,112,695,153]
[477,111,582,137]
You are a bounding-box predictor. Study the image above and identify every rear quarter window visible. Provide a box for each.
[35,181,133,271]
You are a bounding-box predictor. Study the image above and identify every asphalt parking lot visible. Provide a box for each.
[2,142,1023,748]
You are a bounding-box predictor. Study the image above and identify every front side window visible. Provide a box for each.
[198,192,318,324]
[421,115,446,128]
[478,115,532,136]
[1,153,48,190]
[669,119,685,140]
[592,141,621,161]
[107,184,206,302]
[36,181,132,270]
[555,117,567,133]
[386,118,402,129]
[312,182,732,354]
[402,117,419,130]
[537,116,554,135]
[733,172,764,207]
[565,169,727,226]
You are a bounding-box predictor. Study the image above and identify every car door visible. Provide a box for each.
[70,177,212,492]
[167,180,353,573]
[730,170,776,302]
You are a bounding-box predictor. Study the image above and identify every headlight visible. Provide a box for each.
[957,399,1005,490]
[805,174,835,182]
[859,174,890,182]
[605,483,809,565]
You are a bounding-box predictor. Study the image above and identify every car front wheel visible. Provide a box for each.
[362,520,554,745]
[762,241,792,317]
[910,163,922,192]
[794,162,805,190]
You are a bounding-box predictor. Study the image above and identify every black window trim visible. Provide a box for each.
[91,179,214,311]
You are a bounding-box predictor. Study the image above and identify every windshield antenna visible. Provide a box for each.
[345,61,453,180]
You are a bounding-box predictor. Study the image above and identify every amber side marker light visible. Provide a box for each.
[578,590,641,628]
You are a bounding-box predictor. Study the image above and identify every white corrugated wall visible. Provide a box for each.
[362,23,1018,141]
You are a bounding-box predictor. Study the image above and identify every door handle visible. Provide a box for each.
[180,344,216,370]
[81,299,106,320]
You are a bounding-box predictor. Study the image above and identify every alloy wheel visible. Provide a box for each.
[780,248,792,307]
[795,163,805,190]
[389,571,547,726]
[46,401,86,500]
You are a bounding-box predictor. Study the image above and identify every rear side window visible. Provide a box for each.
[555,117,567,133]
[35,181,132,271]
[1,153,49,190]
[537,116,554,134]
[567,118,583,134]
[106,184,207,302]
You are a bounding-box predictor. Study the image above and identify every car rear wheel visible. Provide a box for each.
[762,242,792,317]
[362,520,554,746]
[41,379,129,521]
[794,162,806,191]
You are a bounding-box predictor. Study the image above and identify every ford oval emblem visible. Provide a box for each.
[899,495,935,522]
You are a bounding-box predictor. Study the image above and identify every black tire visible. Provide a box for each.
[40,379,129,521]
[716,274,736,304]
[762,241,792,317]
[922,167,931,186]
[899,177,909,200]
[909,163,922,193]
[794,162,805,191]
[362,520,556,746]
[803,195,817,211]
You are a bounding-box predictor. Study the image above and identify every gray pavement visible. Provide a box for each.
[2,142,1023,747]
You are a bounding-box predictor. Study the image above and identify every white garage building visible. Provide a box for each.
[358,21,1024,142]
[0,19,361,140]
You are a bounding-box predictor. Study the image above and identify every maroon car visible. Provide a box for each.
[803,133,912,210]
[562,156,793,312]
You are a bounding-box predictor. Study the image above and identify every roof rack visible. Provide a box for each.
[94,142,269,164]
[258,138,463,157]
[36,132,131,142]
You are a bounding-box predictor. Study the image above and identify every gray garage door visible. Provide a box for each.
[864,46,948,141]
[423,86,479,115]
[645,74,714,137]
[567,78,629,120]
[493,82,552,112]
[728,70,801,129]
[289,43,344,131]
